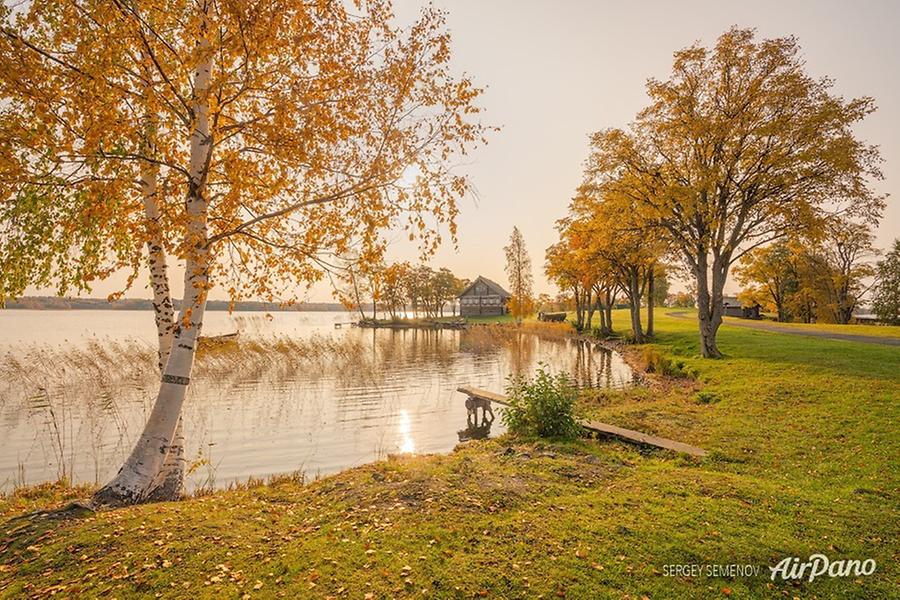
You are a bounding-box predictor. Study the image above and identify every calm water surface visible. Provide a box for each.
[0,310,633,492]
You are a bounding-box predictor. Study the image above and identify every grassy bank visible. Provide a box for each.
[1,310,897,598]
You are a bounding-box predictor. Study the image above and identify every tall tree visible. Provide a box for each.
[565,217,619,336]
[380,262,412,318]
[586,28,884,357]
[0,0,487,504]
[735,241,800,322]
[431,267,458,317]
[566,186,666,343]
[546,239,587,330]
[872,239,900,325]
[798,220,876,324]
[504,226,533,323]
[650,268,670,313]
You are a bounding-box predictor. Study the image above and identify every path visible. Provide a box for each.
[670,312,900,347]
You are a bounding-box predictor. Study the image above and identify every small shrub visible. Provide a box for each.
[590,326,614,339]
[502,364,581,439]
[695,391,721,404]
[641,347,697,379]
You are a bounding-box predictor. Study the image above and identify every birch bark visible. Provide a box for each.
[139,106,186,500]
[94,30,213,505]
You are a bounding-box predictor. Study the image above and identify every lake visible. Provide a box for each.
[0,310,634,492]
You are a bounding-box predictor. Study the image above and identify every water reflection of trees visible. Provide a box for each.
[571,340,610,388]
[481,334,630,390]
[1,329,634,492]
[369,328,461,369]
[509,330,537,379]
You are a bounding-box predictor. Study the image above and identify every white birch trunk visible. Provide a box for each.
[94,31,213,505]
[142,179,186,499]
[140,117,187,500]
[140,108,178,371]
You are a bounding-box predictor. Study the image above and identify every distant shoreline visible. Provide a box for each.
[2,296,358,312]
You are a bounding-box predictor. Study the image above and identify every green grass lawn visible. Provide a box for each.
[1,310,897,599]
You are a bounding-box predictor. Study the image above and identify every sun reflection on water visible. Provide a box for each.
[398,409,416,453]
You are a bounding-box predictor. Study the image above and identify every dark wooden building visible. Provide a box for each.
[722,296,761,319]
[458,276,511,317]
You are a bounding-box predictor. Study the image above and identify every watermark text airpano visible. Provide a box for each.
[770,554,876,582]
[662,554,876,583]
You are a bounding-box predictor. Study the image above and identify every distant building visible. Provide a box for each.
[723,296,761,319]
[851,308,884,325]
[458,276,511,316]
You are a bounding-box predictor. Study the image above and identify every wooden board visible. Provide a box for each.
[457,386,707,457]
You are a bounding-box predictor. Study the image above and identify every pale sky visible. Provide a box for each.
[27,0,900,302]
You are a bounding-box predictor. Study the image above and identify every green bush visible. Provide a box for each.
[590,326,614,339]
[695,391,721,404]
[641,347,698,379]
[502,365,581,439]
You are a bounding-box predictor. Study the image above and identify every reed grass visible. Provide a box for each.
[1,333,373,393]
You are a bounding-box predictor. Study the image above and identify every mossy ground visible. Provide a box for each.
[1,310,897,599]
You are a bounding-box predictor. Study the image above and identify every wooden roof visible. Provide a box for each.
[723,296,760,308]
[458,275,511,299]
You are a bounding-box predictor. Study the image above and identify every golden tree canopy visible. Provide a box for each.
[586,27,884,270]
[582,27,884,356]
[0,0,489,301]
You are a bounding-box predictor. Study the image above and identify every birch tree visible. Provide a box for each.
[504,226,533,323]
[586,28,884,357]
[0,0,488,504]
[545,239,585,329]
[546,218,618,335]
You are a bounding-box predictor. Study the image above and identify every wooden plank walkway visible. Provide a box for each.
[457,386,707,457]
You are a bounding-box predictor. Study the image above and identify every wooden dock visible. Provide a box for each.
[457,386,707,457]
